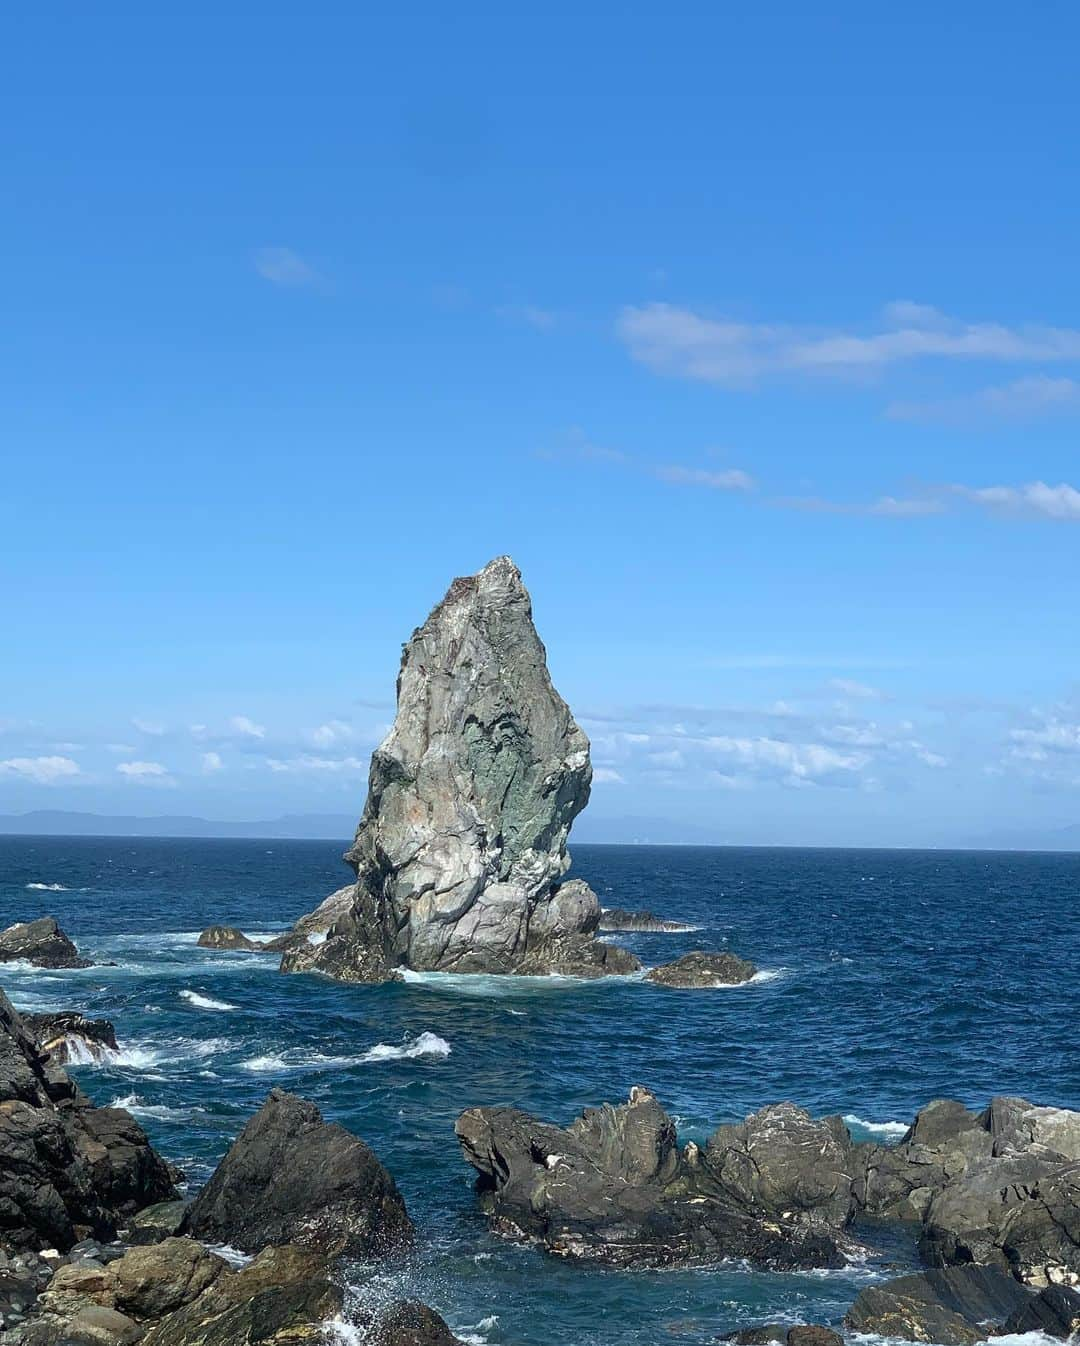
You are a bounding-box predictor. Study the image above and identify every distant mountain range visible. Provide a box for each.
[2,809,1080,850]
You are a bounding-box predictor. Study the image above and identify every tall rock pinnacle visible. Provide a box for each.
[282,556,638,981]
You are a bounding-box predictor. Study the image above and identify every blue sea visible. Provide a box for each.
[1,837,1078,1345]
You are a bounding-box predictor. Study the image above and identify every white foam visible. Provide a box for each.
[25,882,72,891]
[360,1031,451,1062]
[109,1093,205,1122]
[400,967,643,996]
[843,1114,910,1139]
[241,1053,290,1073]
[240,1031,451,1074]
[179,990,237,1011]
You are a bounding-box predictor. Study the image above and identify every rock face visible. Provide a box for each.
[181,1088,412,1257]
[0,918,90,969]
[0,989,176,1254]
[597,908,694,933]
[455,1087,851,1269]
[24,1013,119,1065]
[851,1095,1080,1286]
[196,925,265,952]
[845,1265,1034,1345]
[281,557,638,982]
[645,951,757,987]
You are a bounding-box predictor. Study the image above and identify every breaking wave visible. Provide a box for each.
[179,989,237,1011]
[25,882,73,891]
[842,1114,910,1140]
[110,1092,206,1122]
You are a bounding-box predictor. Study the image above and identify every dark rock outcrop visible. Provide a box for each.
[597,908,694,933]
[371,1300,463,1346]
[0,988,177,1254]
[281,557,638,983]
[851,1095,1080,1286]
[455,1087,851,1269]
[845,1265,1033,1344]
[124,1200,188,1246]
[727,1327,841,1346]
[645,951,757,987]
[196,925,266,952]
[181,1088,412,1257]
[0,918,90,969]
[1002,1284,1080,1338]
[24,1013,119,1065]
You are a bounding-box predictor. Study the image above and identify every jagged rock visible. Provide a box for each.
[726,1328,841,1346]
[724,1329,790,1345]
[844,1265,1033,1344]
[281,557,639,982]
[597,908,694,932]
[124,1200,188,1246]
[850,1095,1080,1285]
[785,1329,843,1346]
[371,1301,463,1346]
[1002,1284,1080,1337]
[39,1238,228,1321]
[0,989,177,1254]
[705,1104,856,1229]
[455,1087,848,1269]
[181,1088,412,1257]
[196,926,264,952]
[645,951,756,988]
[24,1013,119,1065]
[0,918,90,969]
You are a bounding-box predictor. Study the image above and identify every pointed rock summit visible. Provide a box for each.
[283,556,638,982]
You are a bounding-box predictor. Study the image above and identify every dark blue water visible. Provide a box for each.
[2,838,1078,1345]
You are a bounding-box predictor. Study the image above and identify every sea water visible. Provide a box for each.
[1,836,1077,1345]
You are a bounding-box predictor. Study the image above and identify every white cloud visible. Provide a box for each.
[617,301,1080,387]
[265,754,367,773]
[0,755,81,784]
[830,679,885,700]
[888,375,1080,424]
[655,464,755,491]
[310,720,356,748]
[201,751,224,773]
[116,760,171,781]
[955,481,1080,521]
[592,766,626,784]
[704,735,866,785]
[496,304,557,329]
[229,715,266,740]
[132,716,166,736]
[253,247,319,287]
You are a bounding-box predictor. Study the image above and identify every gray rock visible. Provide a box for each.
[597,908,694,932]
[0,988,177,1253]
[371,1301,464,1345]
[195,925,264,952]
[281,557,638,982]
[1002,1284,1080,1337]
[844,1265,1033,1344]
[455,1086,847,1269]
[23,1013,119,1065]
[645,951,757,987]
[124,1200,188,1246]
[0,918,90,969]
[181,1088,413,1257]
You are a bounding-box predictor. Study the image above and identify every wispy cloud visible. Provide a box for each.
[265,754,367,774]
[253,247,320,288]
[0,755,81,784]
[116,760,172,783]
[887,375,1080,425]
[201,751,224,773]
[954,481,1080,521]
[229,715,266,740]
[774,494,945,518]
[617,301,1080,387]
[547,431,755,493]
[655,464,755,491]
[496,304,557,330]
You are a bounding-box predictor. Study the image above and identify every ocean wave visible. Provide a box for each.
[842,1114,910,1140]
[400,967,643,996]
[110,1092,206,1122]
[25,881,73,891]
[241,1053,291,1073]
[360,1031,451,1062]
[241,1032,452,1073]
[179,989,237,1011]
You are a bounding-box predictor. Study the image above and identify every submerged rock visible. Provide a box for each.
[0,917,90,969]
[844,1264,1033,1344]
[371,1300,463,1345]
[597,908,695,932]
[24,1013,119,1065]
[645,951,757,987]
[281,557,638,983]
[455,1087,849,1269]
[181,1088,413,1257]
[0,988,177,1254]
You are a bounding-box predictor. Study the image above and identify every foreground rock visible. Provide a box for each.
[281,556,638,982]
[456,1087,851,1269]
[371,1301,463,1345]
[0,988,177,1254]
[1003,1283,1080,1337]
[727,1329,842,1346]
[182,1088,412,1257]
[0,917,90,969]
[852,1095,1080,1285]
[24,1012,119,1064]
[597,908,695,932]
[645,951,757,987]
[845,1265,1034,1344]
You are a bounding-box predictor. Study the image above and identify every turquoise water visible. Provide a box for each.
[1,837,1078,1344]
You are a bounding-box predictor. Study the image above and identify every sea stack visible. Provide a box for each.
[282,556,638,982]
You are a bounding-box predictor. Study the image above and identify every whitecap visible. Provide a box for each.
[843,1114,910,1140]
[109,1093,205,1122]
[179,990,237,1011]
[360,1031,451,1063]
[400,967,643,996]
[241,1053,290,1073]
[25,882,71,891]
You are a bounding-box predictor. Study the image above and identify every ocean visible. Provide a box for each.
[1,836,1077,1345]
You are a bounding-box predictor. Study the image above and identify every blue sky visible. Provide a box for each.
[4,3,1080,845]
